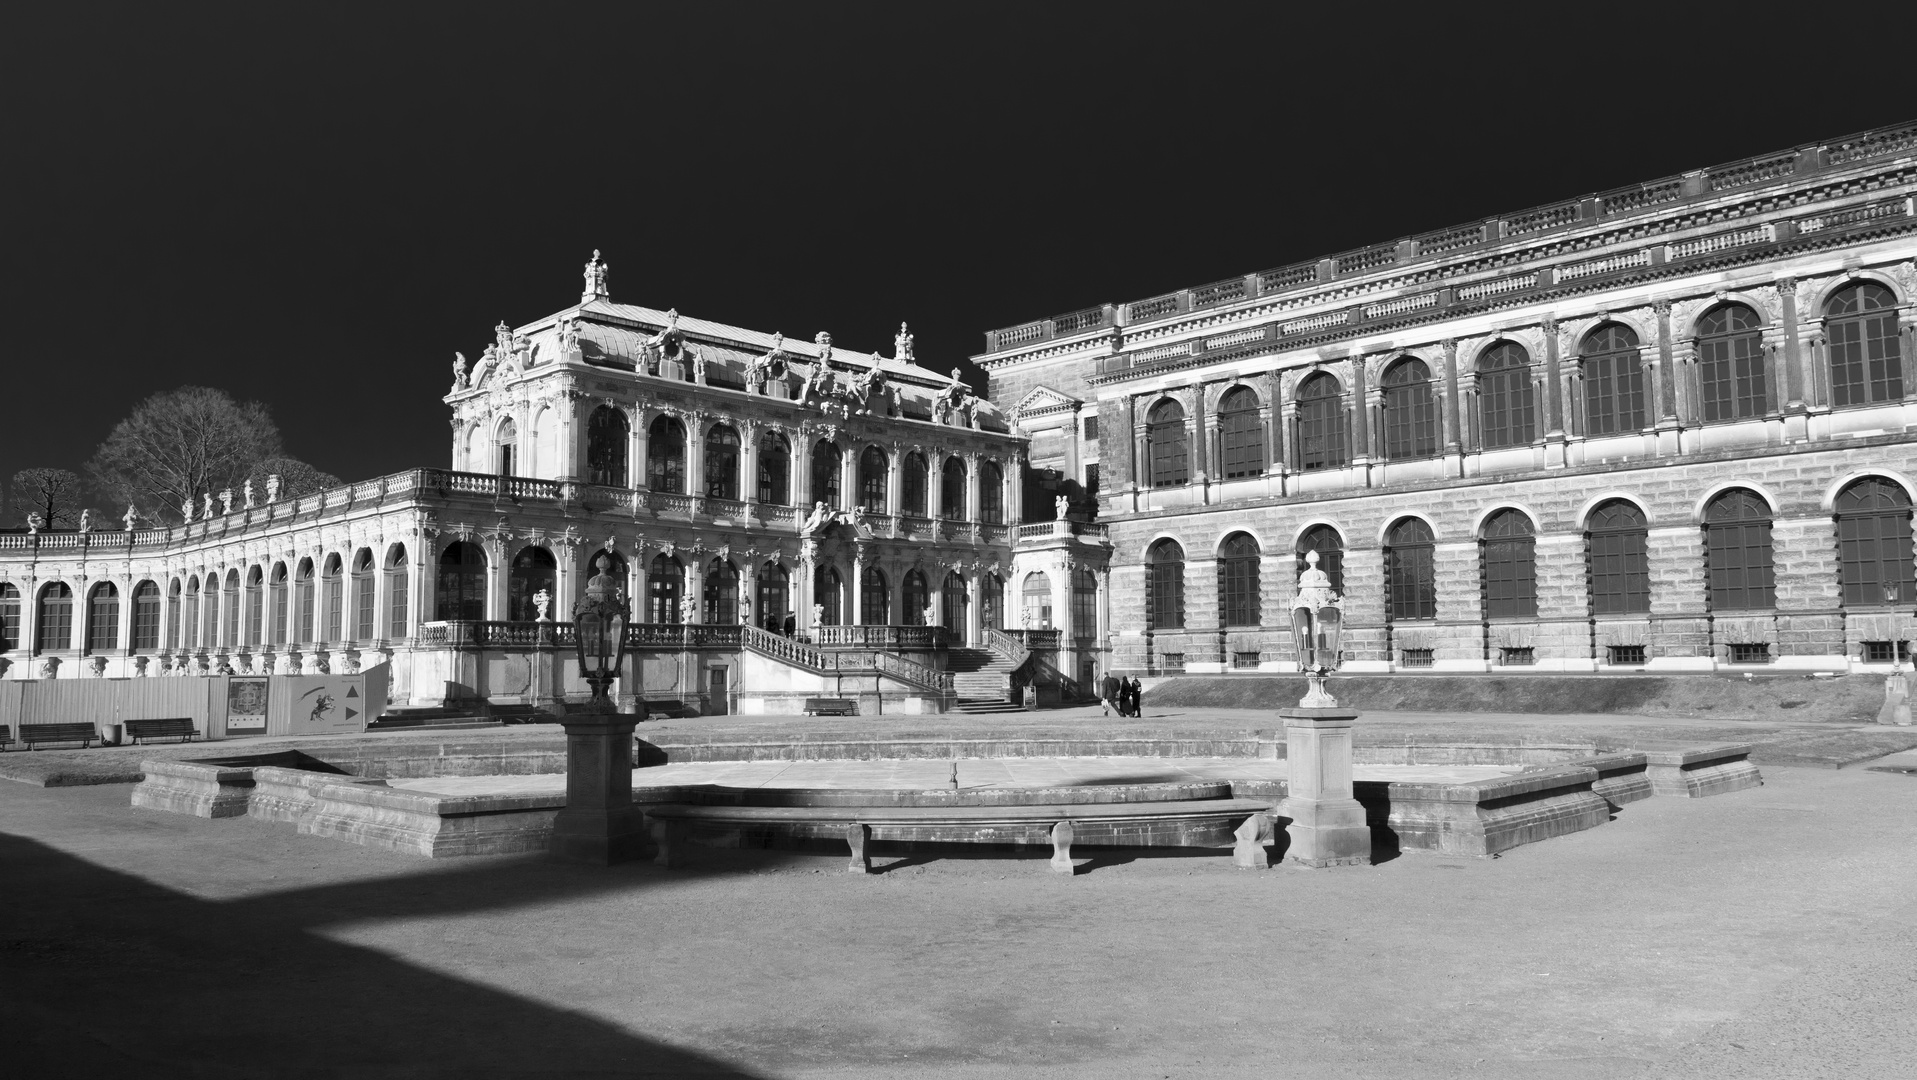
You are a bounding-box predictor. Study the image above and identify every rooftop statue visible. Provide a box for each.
[934,366,973,425]
[894,321,914,362]
[242,480,255,509]
[203,493,215,520]
[746,332,789,393]
[451,352,468,391]
[852,349,891,416]
[582,249,609,302]
[123,504,138,532]
[26,512,42,534]
[79,508,91,533]
[181,497,195,523]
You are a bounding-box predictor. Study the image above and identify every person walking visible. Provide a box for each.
[1099,672,1120,717]
[1125,676,1143,717]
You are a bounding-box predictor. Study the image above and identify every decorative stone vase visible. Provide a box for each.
[87,655,108,678]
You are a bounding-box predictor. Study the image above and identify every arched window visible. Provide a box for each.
[246,567,264,645]
[1072,569,1098,639]
[1218,387,1264,479]
[1581,325,1645,436]
[942,571,968,634]
[647,416,686,493]
[87,582,119,653]
[269,565,287,645]
[202,572,219,646]
[295,560,316,641]
[757,562,789,632]
[221,570,240,648]
[703,558,739,624]
[1836,477,1915,606]
[1697,304,1767,422]
[815,566,844,626]
[1825,282,1904,407]
[811,441,842,508]
[1146,539,1185,630]
[133,580,162,651]
[494,418,517,477]
[1146,399,1189,488]
[170,578,184,649]
[648,555,683,624]
[1382,358,1438,460]
[508,546,556,622]
[705,424,741,500]
[902,452,929,516]
[1481,509,1537,619]
[1021,571,1052,629]
[860,565,889,625]
[1218,532,1261,627]
[587,406,630,487]
[385,545,409,639]
[858,445,889,513]
[980,573,1003,631]
[1385,518,1436,621]
[940,457,967,519]
[757,432,790,505]
[902,570,930,625]
[435,543,486,622]
[1705,489,1775,611]
[1588,500,1649,615]
[0,583,19,651]
[352,550,375,641]
[1297,372,1348,471]
[183,576,201,648]
[36,583,74,653]
[1477,342,1535,449]
[1295,524,1345,596]
[979,461,1004,524]
[321,556,343,643]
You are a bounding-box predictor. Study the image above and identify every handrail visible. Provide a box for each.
[982,627,1030,670]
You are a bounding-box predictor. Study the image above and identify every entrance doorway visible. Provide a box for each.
[707,668,729,715]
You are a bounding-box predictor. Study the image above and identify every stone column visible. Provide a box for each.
[1654,300,1679,423]
[964,568,983,645]
[1050,557,1072,638]
[686,414,707,503]
[629,410,647,493]
[839,441,858,513]
[886,446,903,516]
[850,552,867,626]
[1778,276,1806,410]
[1276,705,1369,868]
[1441,339,1462,457]
[682,560,702,623]
[549,709,647,865]
[1541,317,1565,436]
[965,455,982,523]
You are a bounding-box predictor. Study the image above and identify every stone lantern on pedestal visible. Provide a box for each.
[1277,551,1371,868]
[549,555,647,864]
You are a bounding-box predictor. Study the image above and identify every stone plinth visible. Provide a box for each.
[1387,766,1609,858]
[1566,751,1652,807]
[130,760,254,818]
[548,711,649,865]
[1276,707,1370,868]
[1644,744,1762,798]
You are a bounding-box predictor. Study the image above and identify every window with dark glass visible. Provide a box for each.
[1837,477,1915,606]
[1072,569,1097,639]
[1146,539,1185,630]
[1296,372,1348,471]
[815,566,843,626]
[758,563,789,628]
[758,433,789,505]
[860,565,889,625]
[1020,572,1052,629]
[322,557,343,643]
[1385,518,1436,620]
[1705,489,1775,611]
[87,583,119,652]
[36,582,73,653]
[353,551,375,641]
[1147,400,1189,488]
[1083,415,1098,442]
[703,558,738,624]
[902,452,928,516]
[979,462,1004,524]
[508,546,556,623]
[648,555,683,624]
[222,571,240,648]
[647,416,686,493]
[1826,282,1904,407]
[1477,342,1535,449]
[859,446,888,512]
[246,568,264,645]
[1217,532,1261,627]
[1295,524,1345,596]
[979,573,1002,630]
[182,577,200,649]
[941,458,966,520]
[270,565,287,644]
[386,547,409,639]
[1587,500,1650,615]
[1580,325,1646,436]
[941,571,968,634]
[296,562,316,641]
[706,425,741,500]
[494,418,517,476]
[434,543,486,622]
[1382,358,1438,460]
[0,583,19,651]
[586,406,629,487]
[1697,304,1768,422]
[811,441,842,508]
[902,571,929,625]
[1217,387,1264,479]
[1481,509,1537,618]
[133,581,161,651]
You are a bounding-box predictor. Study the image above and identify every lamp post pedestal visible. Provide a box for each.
[549,705,648,865]
[1277,706,1370,868]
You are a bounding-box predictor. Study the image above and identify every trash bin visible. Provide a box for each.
[99,723,124,746]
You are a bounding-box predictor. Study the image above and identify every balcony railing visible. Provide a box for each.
[813,625,949,650]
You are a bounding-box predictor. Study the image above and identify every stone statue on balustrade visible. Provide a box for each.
[266,474,281,503]
[242,481,255,509]
[679,594,699,624]
[894,322,914,363]
[26,512,42,534]
[180,497,195,523]
[811,603,824,629]
[533,589,551,622]
[123,504,139,532]
[451,352,468,392]
[746,333,790,395]
[737,595,752,626]
[219,489,234,515]
[202,493,214,520]
[1055,495,1070,520]
[78,509,91,533]
[582,249,609,302]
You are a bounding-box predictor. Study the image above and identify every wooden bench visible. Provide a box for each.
[127,718,199,745]
[22,723,99,750]
[802,698,858,716]
[643,798,1277,874]
[641,700,698,719]
[0,725,12,752]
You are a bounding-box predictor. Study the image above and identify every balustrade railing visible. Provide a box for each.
[813,625,947,650]
[983,627,1030,669]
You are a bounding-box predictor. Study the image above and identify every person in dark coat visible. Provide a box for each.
[1125,677,1143,717]
[1099,673,1120,717]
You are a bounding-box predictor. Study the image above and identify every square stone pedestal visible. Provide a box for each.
[1277,707,1370,868]
[549,712,650,865]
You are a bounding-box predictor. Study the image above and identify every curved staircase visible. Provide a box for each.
[945,647,1024,713]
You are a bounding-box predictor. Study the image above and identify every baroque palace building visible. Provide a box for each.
[975,120,1917,678]
[0,256,1036,714]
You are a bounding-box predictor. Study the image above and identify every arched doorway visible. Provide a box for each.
[1021,571,1052,629]
[435,542,487,621]
[703,558,739,624]
[758,562,790,633]
[508,546,556,622]
[941,571,967,636]
[814,566,843,627]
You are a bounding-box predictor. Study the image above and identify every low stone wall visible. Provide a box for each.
[1385,766,1612,858]
[1564,752,1653,807]
[130,760,256,818]
[1645,744,1763,798]
[301,782,565,857]
[645,728,1286,762]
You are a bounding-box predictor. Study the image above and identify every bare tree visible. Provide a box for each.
[245,456,344,501]
[10,467,89,529]
[87,387,285,524]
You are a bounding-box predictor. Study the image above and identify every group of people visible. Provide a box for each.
[1098,674,1145,718]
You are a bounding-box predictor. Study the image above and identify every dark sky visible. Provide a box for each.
[7,3,1911,491]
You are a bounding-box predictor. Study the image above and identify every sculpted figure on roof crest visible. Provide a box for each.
[746,332,789,394]
[582,249,609,302]
[123,504,139,532]
[895,322,914,362]
[451,352,468,391]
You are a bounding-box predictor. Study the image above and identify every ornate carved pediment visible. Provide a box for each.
[1010,384,1082,421]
